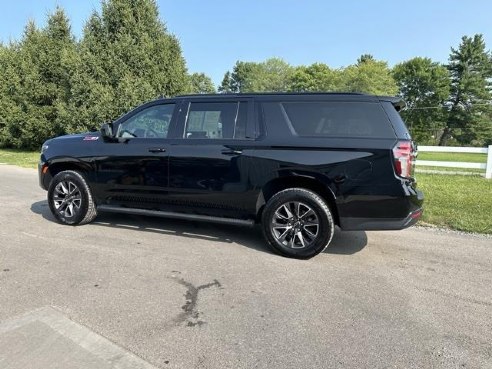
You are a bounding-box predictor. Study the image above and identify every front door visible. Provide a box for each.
[94,102,177,208]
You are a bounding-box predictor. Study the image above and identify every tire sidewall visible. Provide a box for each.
[48,171,91,225]
[262,189,334,259]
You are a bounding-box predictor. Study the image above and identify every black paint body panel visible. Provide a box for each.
[39,93,423,230]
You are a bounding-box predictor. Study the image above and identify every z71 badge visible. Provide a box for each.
[83,136,99,141]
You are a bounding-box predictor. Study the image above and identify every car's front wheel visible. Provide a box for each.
[261,188,335,259]
[48,170,97,225]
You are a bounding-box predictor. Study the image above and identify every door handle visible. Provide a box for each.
[334,174,347,184]
[148,147,166,153]
[221,149,242,155]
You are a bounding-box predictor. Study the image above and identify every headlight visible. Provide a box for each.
[41,144,49,153]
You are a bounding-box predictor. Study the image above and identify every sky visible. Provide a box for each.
[0,0,491,86]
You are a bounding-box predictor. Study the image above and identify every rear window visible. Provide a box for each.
[264,101,395,138]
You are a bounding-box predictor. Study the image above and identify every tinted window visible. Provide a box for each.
[266,101,395,138]
[184,102,247,139]
[381,101,411,139]
[118,104,175,138]
[234,102,248,139]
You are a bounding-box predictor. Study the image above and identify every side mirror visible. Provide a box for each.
[100,123,114,141]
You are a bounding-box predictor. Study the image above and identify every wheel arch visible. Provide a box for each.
[44,158,93,189]
[256,176,340,226]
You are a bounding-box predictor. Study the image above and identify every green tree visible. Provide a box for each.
[341,55,398,95]
[256,58,293,92]
[288,63,341,92]
[188,72,216,94]
[0,41,21,147]
[224,58,293,92]
[357,54,375,64]
[393,57,450,144]
[218,71,232,93]
[439,34,492,146]
[228,61,263,92]
[67,0,188,133]
[0,9,77,149]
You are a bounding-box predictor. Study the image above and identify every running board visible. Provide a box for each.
[97,205,255,227]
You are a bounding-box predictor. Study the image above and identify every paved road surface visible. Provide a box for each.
[0,165,491,368]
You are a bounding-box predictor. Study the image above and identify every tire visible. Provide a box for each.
[261,188,334,259]
[47,170,98,225]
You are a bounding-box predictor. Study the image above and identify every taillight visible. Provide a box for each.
[392,140,414,178]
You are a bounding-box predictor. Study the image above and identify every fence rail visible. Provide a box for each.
[415,145,492,179]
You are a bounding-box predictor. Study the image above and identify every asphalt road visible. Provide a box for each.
[0,164,491,369]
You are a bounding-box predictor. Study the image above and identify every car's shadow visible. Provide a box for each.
[30,200,368,256]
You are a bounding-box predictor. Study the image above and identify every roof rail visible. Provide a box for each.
[176,92,367,98]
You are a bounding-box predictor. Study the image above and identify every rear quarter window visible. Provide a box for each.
[263,101,396,139]
[381,101,412,140]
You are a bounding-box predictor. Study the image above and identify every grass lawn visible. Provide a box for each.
[0,149,39,168]
[417,173,492,234]
[417,152,487,163]
[416,166,482,174]
[1,149,491,234]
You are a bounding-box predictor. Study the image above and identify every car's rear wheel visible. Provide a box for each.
[261,188,334,259]
[48,170,97,225]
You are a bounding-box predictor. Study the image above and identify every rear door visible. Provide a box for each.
[166,98,258,218]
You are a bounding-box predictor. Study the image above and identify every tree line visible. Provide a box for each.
[0,0,490,150]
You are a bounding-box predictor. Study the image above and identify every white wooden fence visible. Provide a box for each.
[416,145,492,179]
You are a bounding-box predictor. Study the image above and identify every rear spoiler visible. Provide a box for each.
[378,96,406,111]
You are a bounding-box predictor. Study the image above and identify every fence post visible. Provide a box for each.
[486,145,492,179]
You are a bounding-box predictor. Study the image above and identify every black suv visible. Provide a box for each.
[39,93,423,258]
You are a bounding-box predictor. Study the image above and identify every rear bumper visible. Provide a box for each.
[339,189,424,231]
[339,208,423,231]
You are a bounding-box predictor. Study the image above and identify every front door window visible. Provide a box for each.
[117,104,175,139]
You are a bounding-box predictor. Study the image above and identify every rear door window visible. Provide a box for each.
[184,102,248,139]
[263,101,395,138]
